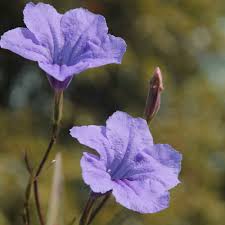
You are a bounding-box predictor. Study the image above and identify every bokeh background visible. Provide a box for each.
[0,0,225,225]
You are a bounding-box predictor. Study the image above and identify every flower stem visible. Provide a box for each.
[35,132,58,178]
[33,90,63,225]
[87,192,111,225]
[79,192,99,225]
[23,152,33,225]
[34,181,45,225]
[23,176,32,225]
[36,90,63,177]
[22,90,63,225]
[33,133,56,225]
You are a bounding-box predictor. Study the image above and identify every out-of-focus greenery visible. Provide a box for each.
[0,0,225,225]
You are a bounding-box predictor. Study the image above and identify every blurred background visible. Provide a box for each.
[0,0,225,225]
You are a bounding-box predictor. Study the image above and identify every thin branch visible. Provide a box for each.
[79,192,98,225]
[23,151,33,225]
[87,192,111,225]
[33,120,60,225]
[34,180,45,225]
[35,90,63,178]
[32,90,63,225]
[35,136,57,178]
[24,151,33,175]
[23,177,32,225]
[21,91,63,225]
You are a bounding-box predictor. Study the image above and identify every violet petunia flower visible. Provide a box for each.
[0,2,126,90]
[70,111,182,213]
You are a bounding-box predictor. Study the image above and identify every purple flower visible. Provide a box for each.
[0,2,126,90]
[70,111,182,213]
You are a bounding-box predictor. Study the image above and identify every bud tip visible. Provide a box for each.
[153,67,164,91]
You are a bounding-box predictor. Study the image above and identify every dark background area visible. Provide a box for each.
[0,0,225,225]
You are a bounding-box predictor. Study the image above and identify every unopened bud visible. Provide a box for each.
[144,67,164,123]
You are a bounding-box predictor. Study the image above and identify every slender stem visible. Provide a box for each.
[22,90,63,225]
[33,136,55,225]
[87,192,111,225]
[35,135,57,178]
[32,134,56,225]
[32,90,63,225]
[23,152,33,225]
[24,151,33,174]
[23,178,32,225]
[79,192,99,225]
[34,181,45,225]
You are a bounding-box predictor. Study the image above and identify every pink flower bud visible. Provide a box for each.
[144,67,164,123]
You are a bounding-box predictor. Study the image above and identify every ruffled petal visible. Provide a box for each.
[70,126,111,163]
[112,179,170,213]
[143,144,182,190]
[61,8,107,46]
[105,111,153,178]
[150,144,182,174]
[0,28,50,62]
[23,2,63,62]
[66,34,126,67]
[81,152,113,194]
[105,111,131,166]
[60,8,126,69]
[108,144,181,192]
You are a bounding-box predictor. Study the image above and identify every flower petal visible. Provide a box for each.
[70,126,112,163]
[106,111,153,155]
[0,28,50,61]
[66,34,126,67]
[150,144,182,174]
[38,61,89,81]
[81,152,113,194]
[23,2,63,62]
[60,8,126,69]
[144,144,182,190]
[112,179,169,213]
[108,144,181,191]
[61,8,107,45]
[106,111,131,165]
[105,111,153,178]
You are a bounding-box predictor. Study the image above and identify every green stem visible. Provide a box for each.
[79,192,99,225]
[33,90,63,225]
[23,152,33,225]
[36,90,63,177]
[22,90,63,225]
[23,175,33,225]
[34,181,45,225]
[32,131,57,225]
[87,192,111,225]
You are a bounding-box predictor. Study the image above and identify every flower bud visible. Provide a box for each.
[144,67,164,123]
